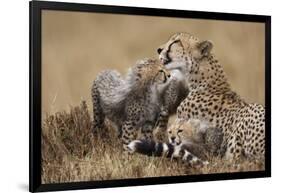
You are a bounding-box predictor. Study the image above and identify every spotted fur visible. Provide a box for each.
[153,69,189,142]
[91,58,173,151]
[157,33,265,160]
[128,118,221,166]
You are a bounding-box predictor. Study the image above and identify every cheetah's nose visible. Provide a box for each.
[157,48,163,54]
[170,136,176,142]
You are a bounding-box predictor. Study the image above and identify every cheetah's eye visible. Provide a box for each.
[158,70,166,77]
[177,129,183,133]
[168,130,172,134]
[159,69,170,77]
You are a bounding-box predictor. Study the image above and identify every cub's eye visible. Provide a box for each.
[159,69,170,77]
[177,129,183,133]
[168,130,172,134]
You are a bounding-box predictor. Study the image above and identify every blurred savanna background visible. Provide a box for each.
[41,10,265,183]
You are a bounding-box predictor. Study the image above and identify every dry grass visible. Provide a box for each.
[42,101,264,184]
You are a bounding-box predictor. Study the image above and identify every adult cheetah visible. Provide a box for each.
[130,33,265,161]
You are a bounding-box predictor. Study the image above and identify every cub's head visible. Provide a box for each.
[167,118,205,145]
[157,33,227,89]
[132,58,171,86]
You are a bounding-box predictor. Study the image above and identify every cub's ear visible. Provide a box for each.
[196,40,213,58]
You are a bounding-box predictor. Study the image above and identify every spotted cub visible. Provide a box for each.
[128,118,222,165]
[91,58,172,151]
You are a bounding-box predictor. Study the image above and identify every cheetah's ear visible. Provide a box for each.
[197,40,213,58]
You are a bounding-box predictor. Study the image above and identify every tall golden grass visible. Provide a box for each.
[42,101,264,184]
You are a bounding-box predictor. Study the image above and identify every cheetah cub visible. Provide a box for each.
[128,118,223,165]
[153,68,189,142]
[91,58,173,151]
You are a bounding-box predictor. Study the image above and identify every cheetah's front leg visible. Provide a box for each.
[153,108,169,142]
[121,120,138,152]
[224,128,243,160]
[140,121,155,140]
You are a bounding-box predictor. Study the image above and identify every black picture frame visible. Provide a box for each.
[29,0,271,192]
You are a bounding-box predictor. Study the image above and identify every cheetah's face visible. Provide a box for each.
[167,118,203,145]
[157,33,213,72]
[153,68,171,84]
[134,58,171,85]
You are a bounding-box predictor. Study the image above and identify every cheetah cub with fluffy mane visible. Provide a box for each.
[91,58,187,151]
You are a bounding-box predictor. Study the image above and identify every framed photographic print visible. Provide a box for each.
[29,0,271,192]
